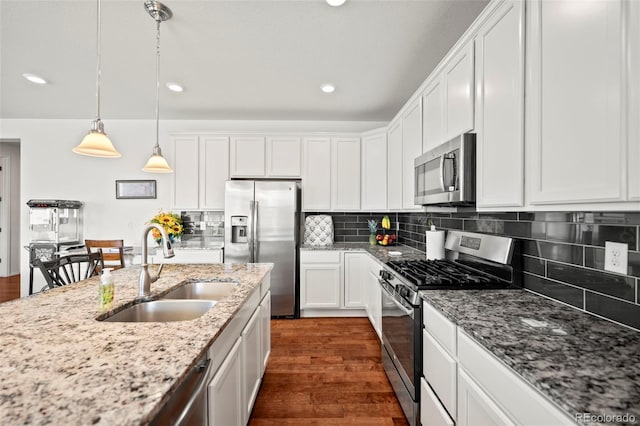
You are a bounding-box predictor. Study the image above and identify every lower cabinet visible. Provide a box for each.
[457,368,512,426]
[343,252,368,309]
[420,378,455,426]
[208,337,243,426]
[365,263,382,340]
[206,274,271,425]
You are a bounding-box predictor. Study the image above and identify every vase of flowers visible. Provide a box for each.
[148,210,184,245]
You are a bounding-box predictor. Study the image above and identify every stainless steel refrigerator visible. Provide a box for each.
[224,180,300,318]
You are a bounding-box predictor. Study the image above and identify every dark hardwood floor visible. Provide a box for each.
[249,317,408,425]
[0,274,20,303]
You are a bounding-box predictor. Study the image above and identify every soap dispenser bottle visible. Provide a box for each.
[99,268,115,310]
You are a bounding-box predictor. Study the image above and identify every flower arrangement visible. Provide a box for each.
[148,210,183,243]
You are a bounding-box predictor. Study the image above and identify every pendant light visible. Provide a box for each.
[142,1,173,173]
[73,0,121,158]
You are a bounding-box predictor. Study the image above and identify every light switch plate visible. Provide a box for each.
[604,241,628,275]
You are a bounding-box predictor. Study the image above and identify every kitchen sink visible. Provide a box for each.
[160,280,238,301]
[100,300,216,323]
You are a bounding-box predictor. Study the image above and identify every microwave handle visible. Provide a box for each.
[439,155,446,191]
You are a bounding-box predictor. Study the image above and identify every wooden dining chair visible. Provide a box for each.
[35,251,104,291]
[85,239,125,271]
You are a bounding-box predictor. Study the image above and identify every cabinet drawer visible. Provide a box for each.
[423,330,457,421]
[420,378,455,426]
[457,330,574,425]
[423,301,457,356]
[300,250,341,264]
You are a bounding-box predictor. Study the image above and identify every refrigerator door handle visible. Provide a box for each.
[253,201,259,262]
[248,200,255,263]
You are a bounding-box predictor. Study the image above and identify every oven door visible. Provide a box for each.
[379,278,419,425]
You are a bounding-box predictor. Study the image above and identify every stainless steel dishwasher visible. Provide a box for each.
[150,356,211,425]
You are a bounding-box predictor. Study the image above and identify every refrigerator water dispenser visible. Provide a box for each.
[230,216,248,243]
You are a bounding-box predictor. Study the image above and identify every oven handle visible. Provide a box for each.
[378,278,414,317]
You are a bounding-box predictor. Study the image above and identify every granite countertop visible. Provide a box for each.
[301,242,425,264]
[420,290,640,424]
[0,263,272,425]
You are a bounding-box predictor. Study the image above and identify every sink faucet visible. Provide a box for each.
[139,223,175,298]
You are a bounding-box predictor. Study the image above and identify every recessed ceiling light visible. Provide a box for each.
[22,73,47,85]
[166,82,184,92]
[326,0,346,6]
[321,83,336,93]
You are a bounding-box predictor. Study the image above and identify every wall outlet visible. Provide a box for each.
[604,241,628,275]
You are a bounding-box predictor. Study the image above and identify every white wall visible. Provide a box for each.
[0,118,385,296]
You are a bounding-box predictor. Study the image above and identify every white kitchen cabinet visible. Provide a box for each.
[424,329,457,421]
[300,251,342,309]
[230,136,266,177]
[421,378,455,426]
[526,0,625,204]
[457,368,513,426]
[387,119,403,210]
[475,0,525,208]
[366,266,382,340]
[302,137,332,211]
[208,337,243,426]
[361,129,387,211]
[331,137,361,211]
[172,136,229,211]
[343,252,367,309]
[629,1,640,200]
[444,40,475,138]
[241,306,262,425]
[260,290,271,373]
[402,97,423,210]
[266,136,301,177]
[422,77,445,153]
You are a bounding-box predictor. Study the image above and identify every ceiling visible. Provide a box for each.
[0,0,489,122]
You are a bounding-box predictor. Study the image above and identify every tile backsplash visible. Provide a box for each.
[304,211,640,331]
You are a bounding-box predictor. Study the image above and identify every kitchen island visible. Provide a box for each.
[0,263,272,425]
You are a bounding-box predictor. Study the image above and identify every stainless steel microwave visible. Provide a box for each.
[414,133,476,206]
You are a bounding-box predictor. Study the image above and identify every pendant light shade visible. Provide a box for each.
[142,1,173,173]
[73,0,121,158]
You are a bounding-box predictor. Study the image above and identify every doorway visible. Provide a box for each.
[0,140,21,286]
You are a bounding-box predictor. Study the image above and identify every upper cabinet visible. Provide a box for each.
[230,135,302,178]
[302,137,332,211]
[475,0,525,208]
[266,137,301,177]
[629,1,640,201]
[402,98,423,210]
[332,137,361,211]
[526,0,625,204]
[387,119,404,210]
[361,129,388,211]
[444,41,475,138]
[172,135,229,211]
[422,78,445,153]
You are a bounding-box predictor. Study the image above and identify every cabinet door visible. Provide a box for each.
[424,330,457,420]
[242,307,262,424]
[332,137,361,211]
[300,264,341,309]
[172,136,200,210]
[368,269,382,340]
[266,136,301,177]
[361,131,387,211]
[230,136,265,177]
[445,41,475,138]
[457,368,513,426]
[527,0,624,204]
[422,77,445,153]
[201,136,229,210]
[402,98,423,209]
[629,1,640,200]
[475,0,525,208]
[208,337,243,426]
[302,137,332,211]
[343,252,367,309]
[421,378,455,426]
[260,291,271,373]
[387,119,403,210]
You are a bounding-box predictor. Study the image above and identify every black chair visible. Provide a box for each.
[35,251,104,291]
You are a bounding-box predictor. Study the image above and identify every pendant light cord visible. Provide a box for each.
[95,0,102,121]
[155,19,161,150]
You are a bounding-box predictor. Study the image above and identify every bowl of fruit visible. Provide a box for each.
[376,215,396,246]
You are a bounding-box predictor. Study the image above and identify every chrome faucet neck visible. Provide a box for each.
[139,223,175,298]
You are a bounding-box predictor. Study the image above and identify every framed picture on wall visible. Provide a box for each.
[115,180,157,199]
